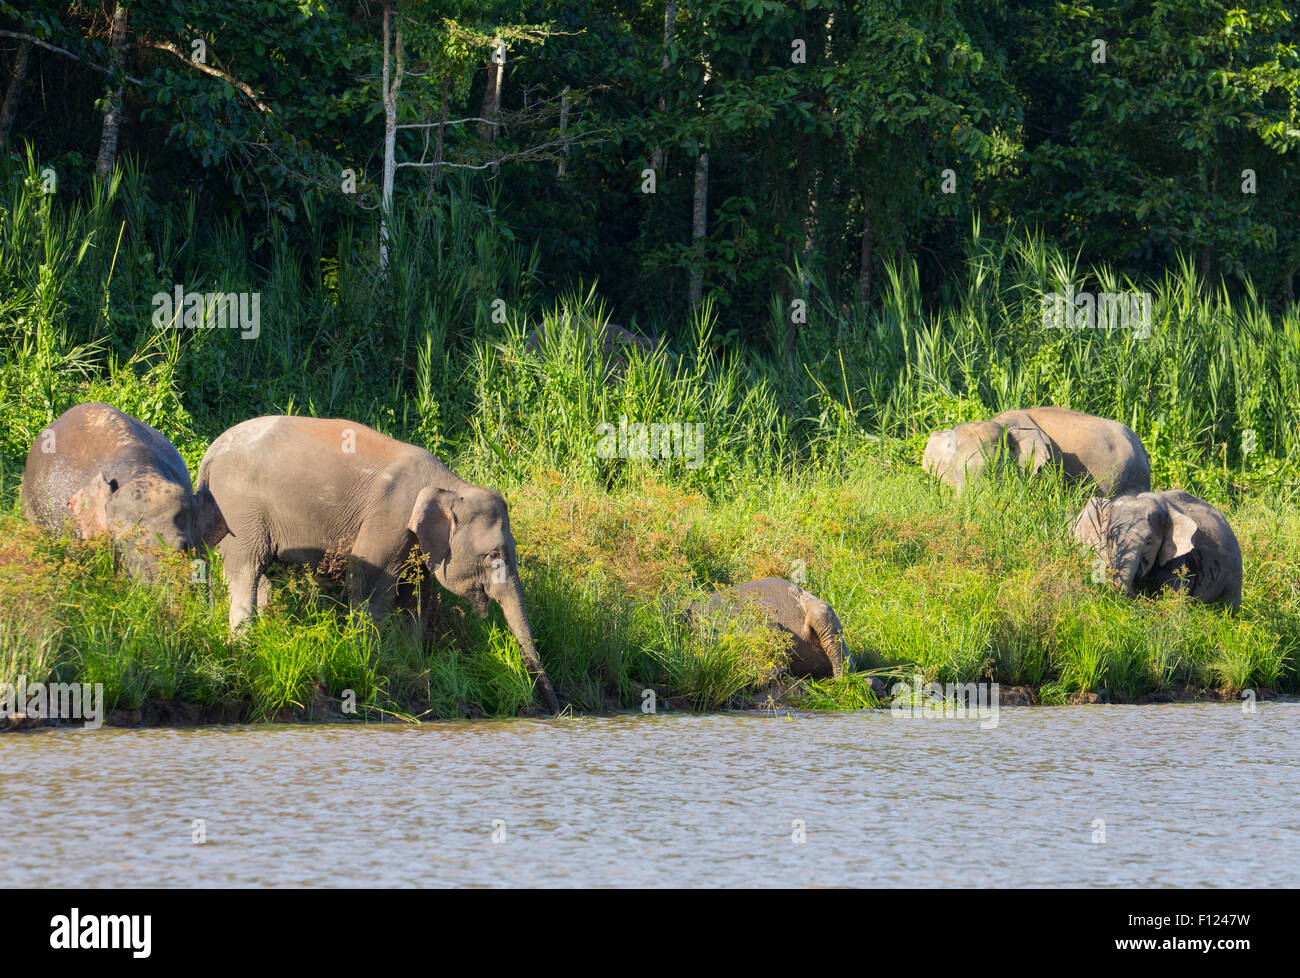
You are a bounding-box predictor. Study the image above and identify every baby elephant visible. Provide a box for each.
[689,578,847,679]
[1073,490,1242,610]
[923,406,1150,496]
[21,402,228,577]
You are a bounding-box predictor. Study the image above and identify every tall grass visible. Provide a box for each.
[793,218,1300,497]
[3,155,1299,718]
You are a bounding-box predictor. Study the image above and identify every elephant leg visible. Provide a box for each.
[219,529,270,632]
[225,562,262,631]
[347,526,405,625]
[391,569,429,645]
[347,560,395,622]
[256,573,272,611]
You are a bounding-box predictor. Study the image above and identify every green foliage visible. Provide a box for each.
[7,0,1296,338]
[2,114,1299,719]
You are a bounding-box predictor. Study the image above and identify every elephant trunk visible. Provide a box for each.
[497,577,561,715]
[1112,548,1142,596]
[805,602,846,679]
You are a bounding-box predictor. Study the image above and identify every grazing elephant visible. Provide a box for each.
[1073,490,1242,610]
[21,402,227,577]
[922,406,1150,496]
[196,415,560,714]
[688,578,848,679]
[525,319,658,367]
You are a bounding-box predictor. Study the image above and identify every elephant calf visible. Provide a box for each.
[923,406,1150,496]
[1073,490,1242,610]
[197,415,560,714]
[21,402,227,577]
[688,578,847,679]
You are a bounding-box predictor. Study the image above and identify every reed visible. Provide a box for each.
[3,159,1298,719]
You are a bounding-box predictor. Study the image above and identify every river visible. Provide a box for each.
[2,702,1295,886]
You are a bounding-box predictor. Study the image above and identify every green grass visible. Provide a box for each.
[2,448,1296,720]
[3,155,1300,720]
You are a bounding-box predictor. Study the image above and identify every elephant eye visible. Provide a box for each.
[485,550,502,564]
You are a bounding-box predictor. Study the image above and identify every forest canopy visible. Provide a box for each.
[4,0,1298,333]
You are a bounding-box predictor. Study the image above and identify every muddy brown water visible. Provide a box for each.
[1,703,1296,887]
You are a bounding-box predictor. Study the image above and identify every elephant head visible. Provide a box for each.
[794,589,848,678]
[1073,493,1197,595]
[922,415,1060,491]
[67,472,228,578]
[408,485,561,714]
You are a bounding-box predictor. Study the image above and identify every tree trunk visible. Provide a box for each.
[858,195,875,306]
[478,40,504,142]
[650,0,677,173]
[800,11,833,276]
[94,3,129,179]
[0,33,33,151]
[428,74,449,196]
[1197,160,1218,290]
[379,0,403,273]
[689,57,711,314]
[689,149,709,312]
[557,85,569,177]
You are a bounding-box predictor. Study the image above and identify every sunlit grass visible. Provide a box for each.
[3,161,1299,720]
[4,441,1293,723]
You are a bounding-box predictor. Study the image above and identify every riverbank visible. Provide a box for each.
[4,684,1290,734]
[3,443,1296,725]
[7,169,1300,723]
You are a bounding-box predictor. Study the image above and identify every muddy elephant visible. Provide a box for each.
[196,415,560,714]
[922,406,1150,496]
[1073,490,1242,610]
[21,402,227,577]
[688,578,848,679]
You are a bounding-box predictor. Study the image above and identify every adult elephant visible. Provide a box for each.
[922,406,1150,496]
[21,402,227,577]
[197,416,560,714]
[525,319,658,373]
[688,578,849,680]
[1073,490,1242,610]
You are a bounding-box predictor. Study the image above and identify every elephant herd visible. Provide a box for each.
[21,402,1242,717]
[923,405,1243,609]
[24,403,559,713]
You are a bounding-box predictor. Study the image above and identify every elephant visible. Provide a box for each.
[1072,490,1242,610]
[922,406,1150,496]
[687,578,849,680]
[21,402,228,577]
[196,415,560,714]
[524,319,658,371]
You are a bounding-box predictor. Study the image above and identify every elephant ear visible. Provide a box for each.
[922,429,957,477]
[1006,421,1060,475]
[1073,497,1109,553]
[193,484,230,548]
[67,473,115,538]
[1159,508,1198,565]
[407,486,459,570]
